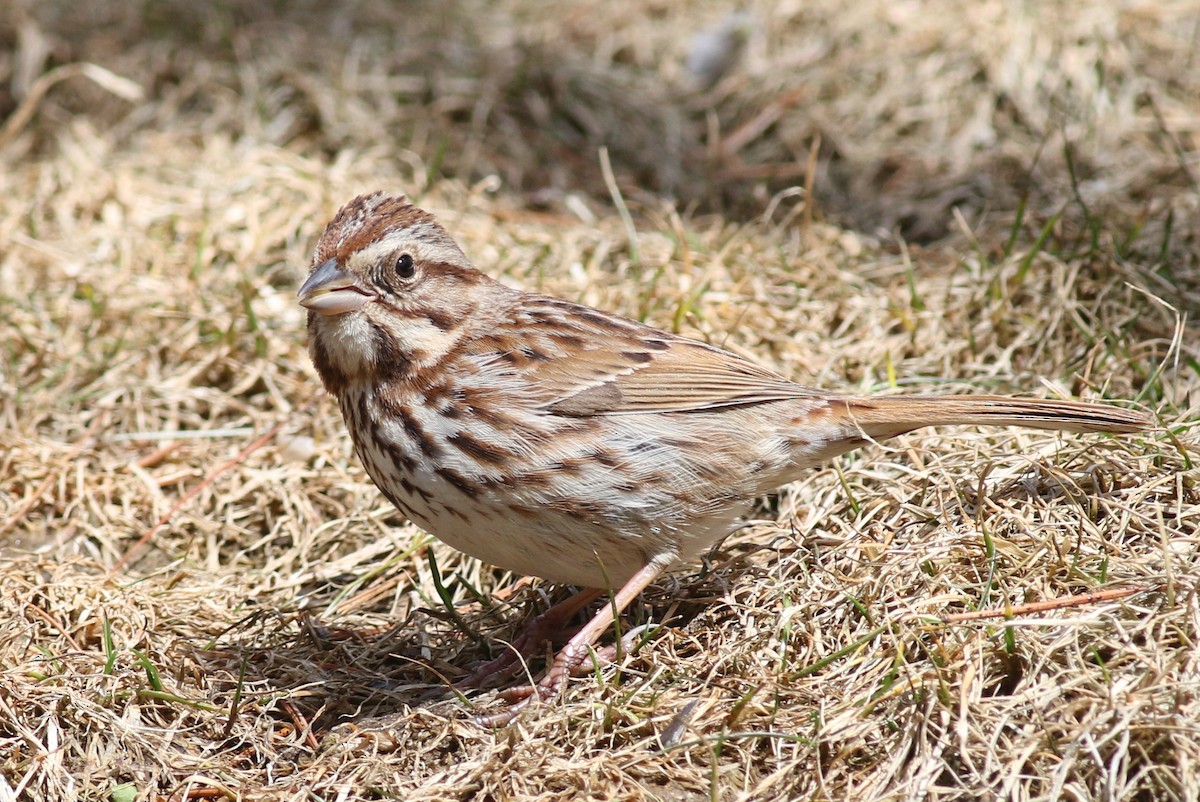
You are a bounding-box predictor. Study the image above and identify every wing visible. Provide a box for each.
[462,294,822,416]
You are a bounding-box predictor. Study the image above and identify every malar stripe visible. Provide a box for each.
[371,303,456,331]
[369,320,411,378]
[311,338,350,393]
[386,306,452,327]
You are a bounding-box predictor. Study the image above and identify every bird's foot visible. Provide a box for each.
[471,624,655,726]
[454,588,602,691]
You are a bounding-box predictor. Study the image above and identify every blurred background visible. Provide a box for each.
[5,0,1197,249]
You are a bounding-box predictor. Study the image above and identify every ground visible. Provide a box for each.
[1,1,1198,800]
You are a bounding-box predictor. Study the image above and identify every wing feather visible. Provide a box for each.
[463,295,818,416]
[547,340,818,415]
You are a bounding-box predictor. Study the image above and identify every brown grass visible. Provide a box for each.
[2,1,1198,800]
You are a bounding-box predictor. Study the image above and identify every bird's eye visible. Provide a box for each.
[394,253,416,279]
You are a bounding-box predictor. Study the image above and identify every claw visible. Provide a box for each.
[470,561,670,726]
[454,587,602,691]
[475,653,572,727]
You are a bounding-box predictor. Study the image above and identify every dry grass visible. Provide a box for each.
[2,1,1199,800]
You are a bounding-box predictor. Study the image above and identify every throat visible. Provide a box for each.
[310,313,388,388]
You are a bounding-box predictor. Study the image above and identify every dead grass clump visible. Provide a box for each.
[2,0,1199,800]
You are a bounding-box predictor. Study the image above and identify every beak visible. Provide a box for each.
[298,259,372,315]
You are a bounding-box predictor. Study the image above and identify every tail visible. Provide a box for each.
[833,395,1151,439]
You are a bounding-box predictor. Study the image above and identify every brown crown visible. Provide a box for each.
[313,192,446,267]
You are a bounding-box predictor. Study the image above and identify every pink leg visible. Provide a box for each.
[455,587,603,690]
[475,559,668,727]
[566,624,655,676]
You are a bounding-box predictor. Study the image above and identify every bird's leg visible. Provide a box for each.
[455,586,603,690]
[567,624,656,675]
[475,559,668,727]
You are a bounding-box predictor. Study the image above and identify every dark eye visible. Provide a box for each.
[394,253,416,278]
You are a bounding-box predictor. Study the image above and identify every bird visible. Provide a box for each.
[298,192,1150,725]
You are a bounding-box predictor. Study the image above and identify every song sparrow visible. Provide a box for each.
[299,192,1150,725]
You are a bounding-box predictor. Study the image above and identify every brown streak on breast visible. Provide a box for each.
[355,393,372,439]
[379,440,417,473]
[396,475,432,502]
[439,503,470,522]
[506,470,553,491]
[460,389,524,430]
[380,495,417,522]
[393,405,441,459]
[436,465,478,497]
[548,498,613,521]
[547,458,588,476]
[447,430,510,466]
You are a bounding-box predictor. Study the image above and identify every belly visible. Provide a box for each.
[340,389,759,587]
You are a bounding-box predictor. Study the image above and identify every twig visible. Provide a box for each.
[21,603,84,652]
[281,700,320,751]
[0,415,105,539]
[938,585,1150,624]
[598,146,640,268]
[802,133,821,231]
[110,397,319,575]
[173,786,231,800]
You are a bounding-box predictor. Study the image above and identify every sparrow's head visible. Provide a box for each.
[299,193,488,390]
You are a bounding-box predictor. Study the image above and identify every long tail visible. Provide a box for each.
[834,395,1151,439]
